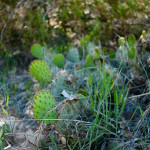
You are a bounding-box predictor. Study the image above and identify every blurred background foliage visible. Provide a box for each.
[0,0,150,55]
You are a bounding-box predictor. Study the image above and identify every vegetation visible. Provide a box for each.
[0,0,150,149]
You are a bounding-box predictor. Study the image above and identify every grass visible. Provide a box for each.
[81,61,128,149]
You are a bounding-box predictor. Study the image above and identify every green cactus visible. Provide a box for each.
[68,47,80,63]
[53,54,65,68]
[118,37,125,46]
[128,47,136,59]
[33,91,57,124]
[87,42,96,54]
[85,54,95,68]
[49,71,74,101]
[80,35,91,48]
[31,44,44,59]
[128,34,136,47]
[93,48,100,60]
[29,60,51,83]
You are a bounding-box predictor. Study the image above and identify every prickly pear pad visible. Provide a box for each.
[53,54,65,68]
[33,91,57,124]
[85,54,95,68]
[31,44,44,59]
[29,60,51,83]
[68,47,80,63]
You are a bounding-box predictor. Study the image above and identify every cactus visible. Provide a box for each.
[128,47,135,59]
[115,46,128,67]
[31,44,44,59]
[49,71,74,101]
[127,34,136,59]
[53,54,65,68]
[85,54,95,68]
[118,37,125,46]
[29,60,51,83]
[68,47,80,63]
[56,100,81,135]
[87,42,96,54]
[128,34,136,47]
[93,48,100,60]
[80,35,91,48]
[33,91,57,124]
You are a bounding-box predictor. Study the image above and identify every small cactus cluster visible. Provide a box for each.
[116,34,137,68]
[82,41,101,69]
[118,34,136,60]
[33,91,57,124]
[31,43,65,68]
[29,44,82,126]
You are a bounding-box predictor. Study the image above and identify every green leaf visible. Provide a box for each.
[0,124,5,139]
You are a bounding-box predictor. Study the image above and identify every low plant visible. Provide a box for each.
[116,34,137,69]
[53,54,65,68]
[29,60,51,83]
[0,125,6,149]
[85,54,95,68]
[31,44,44,59]
[33,91,57,124]
[85,62,128,148]
[67,47,80,63]
[28,41,129,149]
